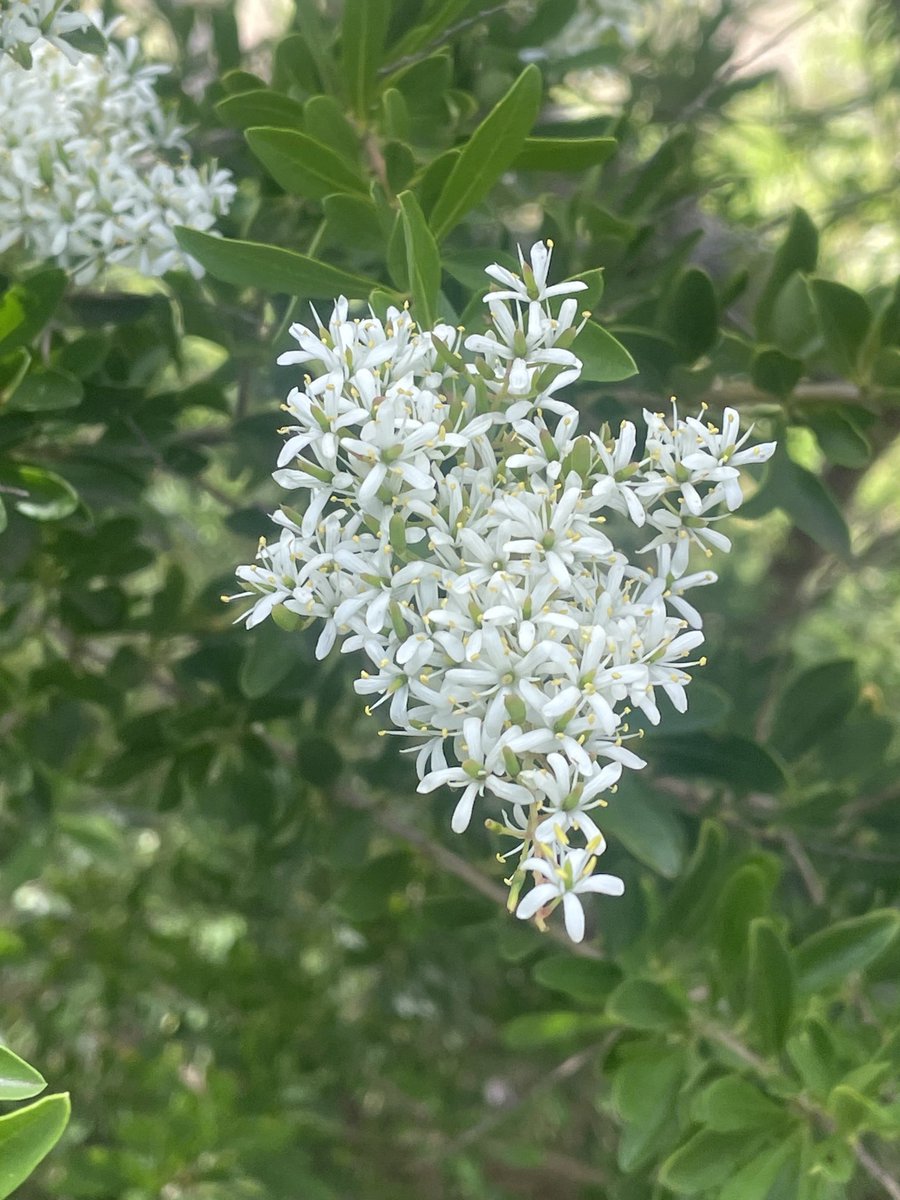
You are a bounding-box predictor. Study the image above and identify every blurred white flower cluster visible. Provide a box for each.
[0,19,235,284]
[234,244,775,942]
[0,0,91,63]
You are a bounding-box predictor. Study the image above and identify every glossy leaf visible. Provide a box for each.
[0,269,67,356]
[0,1047,46,1102]
[0,1094,70,1200]
[572,320,638,382]
[0,464,79,521]
[513,136,617,171]
[174,229,379,298]
[429,65,542,240]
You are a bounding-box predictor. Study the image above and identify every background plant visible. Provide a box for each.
[0,1,898,1198]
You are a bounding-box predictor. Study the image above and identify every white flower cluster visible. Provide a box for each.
[0,24,235,284]
[234,244,775,943]
[0,0,90,63]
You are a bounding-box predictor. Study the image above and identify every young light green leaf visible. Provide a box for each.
[794,909,900,993]
[429,65,542,241]
[0,270,67,356]
[174,229,378,298]
[513,136,617,171]
[341,0,391,115]
[398,191,441,329]
[571,321,638,382]
[245,127,366,199]
[0,1047,46,1102]
[0,1093,70,1200]
[748,918,794,1052]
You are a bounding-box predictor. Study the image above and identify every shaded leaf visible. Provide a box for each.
[606,979,686,1030]
[531,956,622,1004]
[794,909,900,993]
[748,918,794,1052]
[769,659,859,760]
[398,191,441,329]
[755,208,818,340]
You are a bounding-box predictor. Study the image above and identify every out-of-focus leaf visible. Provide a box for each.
[611,1045,687,1172]
[769,659,859,760]
[720,1137,800,1200]
[748,918,794,1052]
[303,95,360,164]
[655,820,725,942]
[429,65,542,240]
[531,956,622,1004]
[245,127,366,199]
[803,407,871,467]
[501,1009,608,1049]
[746,445,851,560]
[752,347,803,397]
[0,1093,70,1200]
[690,1076,782,1132]
[660,1130,761,1195]
[513,136,617,171]
[174,229,378,298]
[334,852,412,923]
[647,733,785,792]
[7,367,83,412]
[606,979,686,1030]
[0,464,79,521]
[794,910,900,993]
[273,33,322,94]
[715,863,773,989]
[0,270,67,356]
[597,780,686,878]
[572,321,638,382]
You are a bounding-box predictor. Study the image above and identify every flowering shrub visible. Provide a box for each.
[0,0,91,63]
[235,244,774,940]
[0,19,234,283]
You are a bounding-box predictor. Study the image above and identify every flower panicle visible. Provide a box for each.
[234,242,776,943]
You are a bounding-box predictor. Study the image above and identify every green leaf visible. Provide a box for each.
[803,407,871,467]
[513,136,617,171]
[642,679,731,736]
[769,659,859,760]
[655,820,725,942]
[215,90,306,130]
[810,278,871,376]
[0,1048,46,1102]
[245,127,366,199]
[501,1010,608,1050]
[323,193,384,252]
[689,1076,782,1132]
[715,864,773,987]
[0,270,67,356]
[571,268,604,310]
[720,1137,799,1200]
[662,268,719,362]
[794,909,900,993]
[752,347,803,397]
[748,918,794,1052]
[571,321,638,382]
[0,464,79,522]
[775,449,851,559]
[647,733,786,792]
[239,622,308,699]
[755,208,818,340]
[770,272,819,357]
[174,229,379,298]
[0,1093,70,1200]
[59,21,107,54]
[828,1085,898,1138]
[273,33,322,94]
[341,0,391,115]
[596,779,685,878]
[398,191,441,329]
[606,979,686,1031]
[429,65,542,240]
[304,95,360,165]
[611,1045,687,1172]
[531,956,622,1004]
[7,367,83,412]
[387,0,473,61]
[660,1130,761,1195]
[334,852,412,923]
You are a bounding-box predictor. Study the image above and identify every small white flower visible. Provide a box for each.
[515,847,625,943]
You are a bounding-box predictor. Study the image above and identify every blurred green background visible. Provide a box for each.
[1,1,899,1197]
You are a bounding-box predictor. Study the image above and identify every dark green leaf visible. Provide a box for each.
[597,779,685,878]
[647,733,786,792]
[642,679,731,736]
[513,136,617,171]
[810,278,871,376]
[174,229,379,298]
[245,127,366,199]
[803,407,871,467]
[770,272,819,357]
[387,0,472,61]
[429,65,542,240]
[655,820,725,942]
[748,918,794,1052]
[611,1045,687,1172]
[334,852,412,923]
[752,347,803,397]
[0,465,79,522]
[769,659,859,760]
[398,191,441,329]
[720,1137,799,1200]
[304,95,361,164]
[662,267,719,361]
[755,208,818,340]
[794,910,900,993]
[572,321,638,382]
[531,956,622,1004]
[0,1093,70,1200]
[606,979,686,1030]
[0,270,67,356]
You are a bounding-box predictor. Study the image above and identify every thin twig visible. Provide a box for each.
[379,3,511,76]
[780,829,826,906]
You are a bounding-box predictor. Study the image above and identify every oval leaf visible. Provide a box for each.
[0,1093,70,1200]
[246,127,366,199]
[748,918,794,1052]
[572,321,638,382]
[794,909,900,993]
[0,1048,46,1102]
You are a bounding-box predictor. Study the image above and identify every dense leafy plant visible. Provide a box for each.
[0,1,898,1197]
